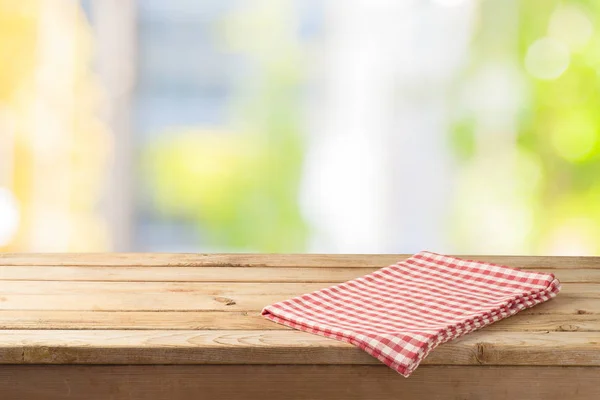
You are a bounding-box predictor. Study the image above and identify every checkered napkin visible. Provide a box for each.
[261,251,561,377]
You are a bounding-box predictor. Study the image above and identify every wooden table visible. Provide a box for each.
[0,254,598,399]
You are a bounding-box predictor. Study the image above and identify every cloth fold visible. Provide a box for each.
[261,251,561,377]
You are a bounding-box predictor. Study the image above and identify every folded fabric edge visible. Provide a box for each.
[260,253,562,377]
[403,276,561,375]
[261,306,413,376]
[413,251,559,287]
[261,276,560,377]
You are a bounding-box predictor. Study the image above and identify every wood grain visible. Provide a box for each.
[484,313,600,331]
[0,281,596,311]
[0,281,326,311]
[0,253,598,399]
[0,281,332,296]
[0,329,598,366]
[1,365,599,400]
[519,295,600,315]
[0,311,275,330]
[0,266,597,282]
[1,310,598,331]
[1,253,598,269]
[0,266,377,282]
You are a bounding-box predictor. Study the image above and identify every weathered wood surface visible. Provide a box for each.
[0,330,598,366]
[0,254,598,367]
[0,253,598,399]
[0,281,596,312]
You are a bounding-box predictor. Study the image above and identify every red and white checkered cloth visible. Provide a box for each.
[261,251,561,377]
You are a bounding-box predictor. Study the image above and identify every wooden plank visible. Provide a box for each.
[0,281,595,297]
[0,266,597,283]
[550,268,600,283]
[483,313,600,332]
[0,311,278,330]
[0,293,285,311]
[0,253,408,267]
[0,281,326,311]
[0,330,598,366]
[0,266,378,283]
[0,282,587,312]
[0,329,374,365]
[560,283,600,296]
[520,295,600,315]
[1,253,598,269]
[0,281,596,311]
[1,365,599,400]
[1,310,598,332]
[0,281,335,296]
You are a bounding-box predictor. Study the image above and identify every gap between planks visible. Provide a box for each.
[0,267,598,283]
[1,253,599,269]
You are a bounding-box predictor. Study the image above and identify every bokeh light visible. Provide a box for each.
[551,111,598,163]
[548,4,594,52]
[525,37,570,80]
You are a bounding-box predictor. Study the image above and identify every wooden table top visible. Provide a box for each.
[0,253,598,368]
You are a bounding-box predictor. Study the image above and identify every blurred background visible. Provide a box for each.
[0,0,599,255]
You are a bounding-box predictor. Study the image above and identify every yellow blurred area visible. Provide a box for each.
[0,0,110,251]
[551,110,599,162]
[143,129,260,216]
[0,1,38,102]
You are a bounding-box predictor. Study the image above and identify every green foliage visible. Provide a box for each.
[142,127,308,252]
[450,0,600,253]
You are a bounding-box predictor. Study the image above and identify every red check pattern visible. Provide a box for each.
[261,251,561,377]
